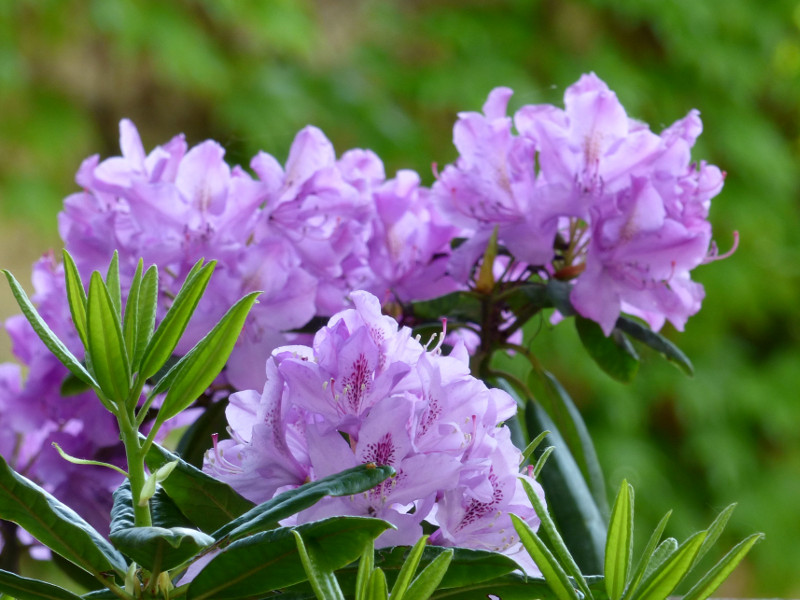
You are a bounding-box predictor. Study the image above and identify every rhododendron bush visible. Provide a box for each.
[0,74,759,600]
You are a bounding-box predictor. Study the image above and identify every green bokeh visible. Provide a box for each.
[1,0,798,595]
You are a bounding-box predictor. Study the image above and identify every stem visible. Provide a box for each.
[117,408,152,528]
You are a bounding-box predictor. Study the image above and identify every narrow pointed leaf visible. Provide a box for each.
[576,317,640,383]
[681,533,764,600]
[404,549,453,600]
[641,537,678,584]
[428,574,557,599]
[632,531,706,600]
[3,269,97,388]
[356,546,374,600]
[605,480,634,600]
[213,463,395,542]
[139,259,215,379]
[187,517,391,600]
[368,568,389,600]
[293,530,346,600]
[0,454,127,580]
[520,478,591,599]
[0,569,84,600]
[123,259,144,361]
[691,503,736,571]
[615,316,693,375]
[511,513,580,600]
[623,511,671,600]
[62,250,88,348]
[155,291,261,425]
[105,250,122,316]
[87,271,131,403]
[524,397,607,574]
[390,535,429,600]
[133,265,158,371]
[144,442,255,533]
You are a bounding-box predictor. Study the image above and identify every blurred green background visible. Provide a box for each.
[1,0,798,596]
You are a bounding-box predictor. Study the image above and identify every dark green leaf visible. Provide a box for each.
[524,399,607,575]
[429,574,557,600]
[151,487,194,529]
[213,463,395,543]
[139,259,215,380]
[144,442,255,533]
[522,373,609,519]
[511,513,580,600]
[62,250,88,349]
[576,317,639,383]
[154,291,261,424]
[105,250,122,316]
[0,454,127,580]
[0,569,84,600]
[111,525,214,574]
[87,271,131,404]
[187,517,391,600]
[409,291,482,324]
[615,316,693,376]
[60,372,91,397]
[2,269,97,389]
[605,480,634,600]
[681,533,764,600]
[109,480,213,572]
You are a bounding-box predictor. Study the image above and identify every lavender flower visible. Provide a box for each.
[204,291,543,571]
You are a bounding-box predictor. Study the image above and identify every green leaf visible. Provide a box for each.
[122,259,144,363]
[139,259,215,380]
[109,480,212,572]
[511,514,580,600]
[522,372,609,519]
[429,574,557,599]
[615,316,693,376]
[60,372,91,397]
[105,250,122,316]
[641,538,678,585]
[524,398,607,575]
[186,517,391,600]
[62,250,88,349]
[390,535,428,600]
[293,530,346,600]
[144,442,255,533]
[2,269,97,389]
[632,532,706,600]
[87,271,131,404]
[576,317,640,383]
[404,549,453,600]
[520,478,592,600]
[0,454,127,580]
[409,291,482,324]
[212,464,394,543]
[154,290,261,425]
[356,546,374,600]
[133,265,159,372]
[368,568,389,600]
[681,533,764,600]
[112,526,214,574]
[623,511,671,599]
[0,569,84,600]
[605,480,634,600]
[690,503,736,571]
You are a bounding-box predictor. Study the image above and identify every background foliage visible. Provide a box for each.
[1,0,798,596]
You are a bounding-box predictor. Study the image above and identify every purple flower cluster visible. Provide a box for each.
[58,121,460,390]
[204,291,542,571]
[433,73,727,334]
